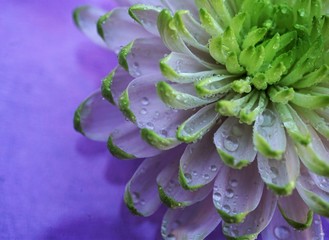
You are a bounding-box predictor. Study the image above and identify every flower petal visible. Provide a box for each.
[214,117,256,169]
[124,149,180,216]
[261,209,324,240]
[108,121,162,159]
[101,66,134,105]
[310,172,329,193]
[120,73,194,149]
[257,137,299,195]
[97,7,151,53]
[73,6,106,46]
[278,190,313,230]
[176,104,220,143]
[156,81,217,110]
[157,9,219,69]
[125,0,164,7]
[118,37,169,77]
[157,159,213,208]
[296,126,329,177]
[179,130,223,190]
[161,194,221,240]
[213,163,264,223]
[162,0,199,17]
[160,52,225,83]
[296,167,329,217]
[128,4,162,36]
[222,188,277,239]
[253,106,286,160]
[74,90,122,141]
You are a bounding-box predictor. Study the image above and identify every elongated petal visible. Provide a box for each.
[157,160,212,208]
[179,130,223,190]
[128,4,162,35]
[278,190,313,230]
[97,7,150,53]
[262,209,324,240]
[101,66,134,105]
[253,106,286,159]
[162,0,199,17]
[214,117,256,169]
[74,90,122,141]
[296,126,329,177]
[108,121,162,159]
[161,195,221,239]
[310,172,329,193]
[160,52,224,83]
[176,104,220,143]
[213,163,264,223]
[119,37,168,77]
[157,81,216,110]
[124,149,180,216]
[222,188,277,239]
[73,6,106,46]
[121,73,194,149]
[296,167,329,217]
[257,137,299,195]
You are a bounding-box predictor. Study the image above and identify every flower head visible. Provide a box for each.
[74,0,329,239]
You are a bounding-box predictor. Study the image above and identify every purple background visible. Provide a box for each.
[1,0,328,239]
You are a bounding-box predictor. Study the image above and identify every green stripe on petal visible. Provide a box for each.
[140,128,179,150]
[101,69,116,105]
[176,104,219,143]
[118,90,136,123]
[107,136,136,159]
[118,41,133,71]
[156,81,215,110]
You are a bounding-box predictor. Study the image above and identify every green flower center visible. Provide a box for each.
[201,0,329,124]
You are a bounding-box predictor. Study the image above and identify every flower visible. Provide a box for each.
[73,0,329,239]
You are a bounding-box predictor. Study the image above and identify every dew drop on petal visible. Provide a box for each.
[260,109,275,127]
[140,108,147,115]
[223,204,231,213]
[229,179,238,187]
[213,192,222,202]
[203,174,210,180]
[225,188,234,199]
[141,97,149,106]
[273,226,291,240]
[166,233,176,240]
[132,192,140,204]
[184,172,192,183]
[223,135,239,152]
[210,165,218,172]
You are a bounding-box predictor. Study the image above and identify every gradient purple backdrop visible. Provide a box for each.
[1,0,328,239]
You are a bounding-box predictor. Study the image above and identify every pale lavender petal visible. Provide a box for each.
[123,37,169,77]
[179,130,224,190]
[157,159,213,208]
[222,188,277,239]
[123,74,194,149]
[213,163,264,223]
[98,7,151,53]
[278,190,313,229]
[262,209,324,240]
[125,0,164,7]
[124,149,181,216]
[161,194,221,239]
[162,0,199,17]
[296,167,329,217]
[73,6,106,46]
[214,117,257,169]
[257,137,299,195]
[310,172,329,193]
[109,120,162,159]
[74,90,122,141]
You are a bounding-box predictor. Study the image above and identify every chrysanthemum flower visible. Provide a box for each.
[73,0,329,239]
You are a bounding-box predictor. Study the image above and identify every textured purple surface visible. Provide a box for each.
[1,1,328,240]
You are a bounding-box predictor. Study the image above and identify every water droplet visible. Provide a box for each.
[223,204,231,213]
[270,166,279,176]
[192,170,198,176]
[231,125,243,137]
[161,129,168,137]
[184,173,192,183]
[225,188,234,199]
[230,179,238,187]
[132,192,140,204]
[203,174,210,180]
[210,165,218,172]
[213,192,222,202]
[274,226,291,239]
[146,122,154,130]
[141,97,149,106]
[140,199,146,205]
[261,109,275,127]
[140,108,147,115]
[223,135,239,152]
[166,233,176,240]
